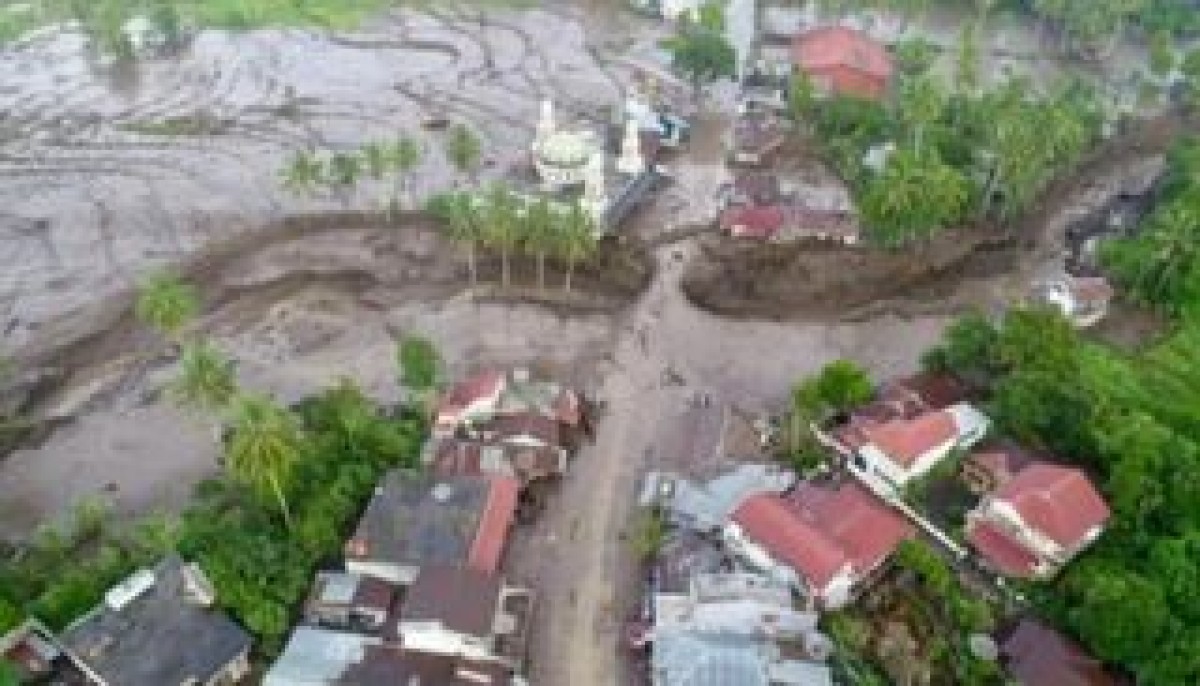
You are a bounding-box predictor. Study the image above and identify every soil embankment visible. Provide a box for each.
[683,113,1190,321]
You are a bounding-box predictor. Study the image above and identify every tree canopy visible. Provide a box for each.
[134,269,199,342]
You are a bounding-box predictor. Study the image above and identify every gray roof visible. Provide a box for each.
[664,464,795,531]
[347,470,491,570]
[59,555,251,686]
[652,632,831,686]
[263,626,379,686]
[653,633,769,686]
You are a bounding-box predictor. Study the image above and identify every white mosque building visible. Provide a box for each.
[528,99,660,232]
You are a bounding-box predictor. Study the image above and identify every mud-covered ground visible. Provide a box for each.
[0,3,1189,684]
[683,115,1182,321]
[0,2,667,366]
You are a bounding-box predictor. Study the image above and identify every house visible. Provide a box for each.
[999,619,1117,686]
[435,371,508,436]
[791,26,894,100]
[644,463,796,532]
[840,403,990,493]
[961,444,1037,495]
[652,632,832,686]
[396,565,533,670]
[265,627,518,685]
[435,368,586,440]
[723,480,912,608]
[263,626,380,686]
[728,111,787,166]
[304,572,396,634]
[426,437,569,486]
[58,555,251,686]
[648,571,833,685]
[967,463,1110,579]
[344,471,519,585]
[1,620,83,684]
[718,204,858,243]
[1030,275,1114,328]
[653,572,820,640]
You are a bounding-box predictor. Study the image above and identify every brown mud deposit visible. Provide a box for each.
[683,113,1192,321]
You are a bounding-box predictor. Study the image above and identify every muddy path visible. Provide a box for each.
[682,112,1190,321]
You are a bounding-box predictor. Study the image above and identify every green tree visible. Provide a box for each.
[1103,198,1200,314]
[389,135,422,209]
[360,141,391,181]
[664,29,736,95]
[429,192,483,287]
[1149,29,1177,78]
[224,395,303,528]
[556,203,597,292]
[898,75,946,154]
[281,150,324,196]
[0,659,17,686]
[1180,49,1200,110]
[524,197,556,292]
[326,152,362,199]
[860,147,970,245]
[170,340,238,413]
[397,335,440,392]
[134,269,199,344]
[812,360,874,411]
[483,183,522,289]
[955,22,981,94]
[445,123,482,182]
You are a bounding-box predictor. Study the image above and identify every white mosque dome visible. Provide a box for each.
[536,130,594,169]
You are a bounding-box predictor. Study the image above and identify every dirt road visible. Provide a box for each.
[509,238,949,685]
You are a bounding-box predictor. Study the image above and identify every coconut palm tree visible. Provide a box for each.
[170,340,238,413]
[135,269,199,344]
[524,197,556,292]
[444,123,482,183]
[389,135,422,209]
[281,150,325,196]
[483,183,522,289]
[224,394,303,528]
[431,192,483,287]
[557,203,598,293]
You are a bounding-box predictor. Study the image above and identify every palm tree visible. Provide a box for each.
[170,340,238,413]
[431,192,483,287]
[135,269,199,344]
[557,203,598,293]
[444,123,482,183]
[483,183,521,288]
[281,150,325,196]
[326,151,362,205]
[1135,202,1200,309]
[389,136,422,209]
[224,394,303,528]
[525,197,555,292]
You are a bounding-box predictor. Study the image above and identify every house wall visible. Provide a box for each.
[345,560,416,587]
[722,523,801,590]
[721,523,856,608]
[397,621,494,661]
[983,500,1063,562]
[856,439,956,490]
